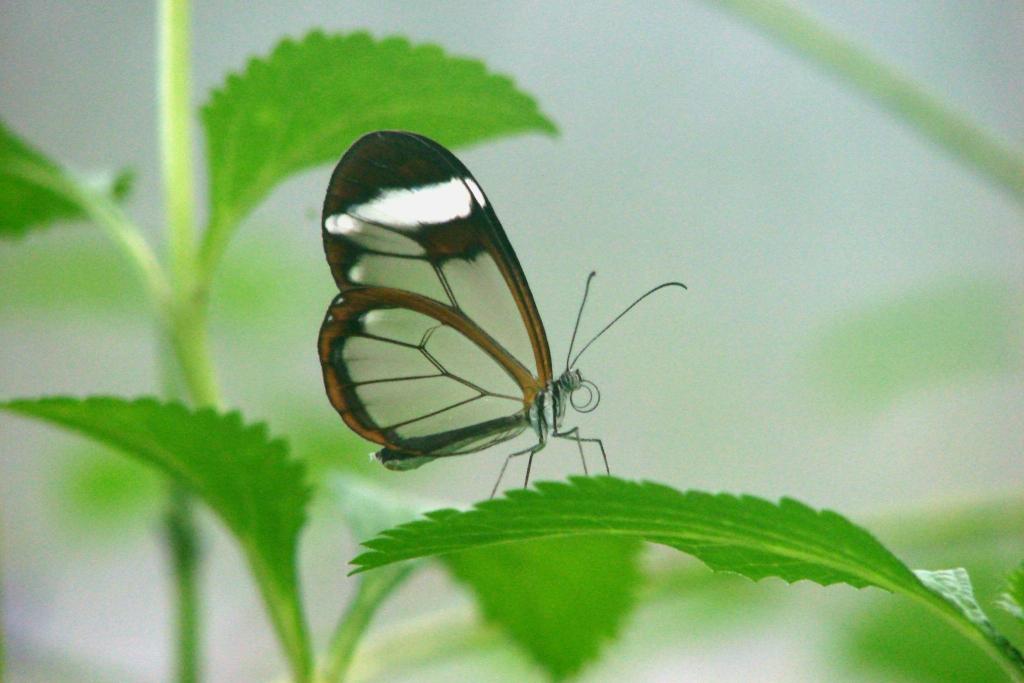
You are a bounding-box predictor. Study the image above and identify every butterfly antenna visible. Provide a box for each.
[569,281,687,369]
[565,271,597,372]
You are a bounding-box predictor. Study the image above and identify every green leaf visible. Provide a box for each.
[54,443,162,535]
[0,119,132,239]
[998,562,1024,623]
[199,30,557,275]
[445,535,641,680]
[335,476,642,680]
[352,477,912,586]
[351,476,1024,679]
[809,279,1019,411]
[0,396,312,677]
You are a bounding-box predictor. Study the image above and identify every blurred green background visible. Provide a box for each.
[2,1,1022,681]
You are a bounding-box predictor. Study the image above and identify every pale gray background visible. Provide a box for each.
[2,1,1023,681]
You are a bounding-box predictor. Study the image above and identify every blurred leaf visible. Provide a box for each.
[0,396,313,673]
[998,562,1024,624]
[351,476,1024,677]
[445,535,641,680]
[842,595,1006,683]
[322,475,425,683]
[54,443,162,534]
[0,230,320,321]
[287,416,377,480]
[810,279,1020,410]
[1,118,132,239]
[199,30,557,273]
[0,232,145,316]
[841,556,1024,683]
[332,473,424,540]
[915,568,1024,672]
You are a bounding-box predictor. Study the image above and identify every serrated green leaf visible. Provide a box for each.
[352,477,913,588]
[0,119,132,239]
[334,475,642,680]
[351,476,1024,679]
[445,535,641,680]
[0,396,312,677]
[998,562,1024,623]
[199,30,557,274]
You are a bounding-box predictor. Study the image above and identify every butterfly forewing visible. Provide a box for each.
[319,131,552,468]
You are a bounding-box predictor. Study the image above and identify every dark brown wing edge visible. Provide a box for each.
[322,130,554,384]
[318,286,532,468]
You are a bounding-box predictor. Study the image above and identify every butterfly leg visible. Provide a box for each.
[491,443,542,499]
[553,427,588,475]
[555,428,609,475]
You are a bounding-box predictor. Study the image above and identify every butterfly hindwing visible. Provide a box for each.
[318,131,552,466]
[318,288,531,467]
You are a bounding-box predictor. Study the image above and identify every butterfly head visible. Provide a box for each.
[557,369,601,414]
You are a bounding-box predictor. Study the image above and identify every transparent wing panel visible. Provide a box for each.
[440,253,536,371]
[348,254,450,304]
[425,325,521,399]
[339,337,435,383]
[361,307,437,345]
[391,395,524,440]
[355,376,477,427]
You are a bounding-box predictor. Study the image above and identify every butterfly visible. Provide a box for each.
[318,131,685,495]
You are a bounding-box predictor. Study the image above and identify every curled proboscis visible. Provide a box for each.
[570,380,601,413]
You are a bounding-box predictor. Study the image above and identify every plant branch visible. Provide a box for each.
[157,2,313,680]
[165,485,201,683]
[318,567,415,683]
[160,0,198,294]
[704,0,1024,206]
[46,169,170,311]
[158,4,207,683]
[346,603,499,683]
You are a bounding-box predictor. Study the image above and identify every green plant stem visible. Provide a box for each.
[40,168,170,311]
[157,4,208,683]
[160,0,198,294]
[157,3,312,680]
[318,567,415,683]
[346,603,498,683]
[166,485,201,683]
[705,0,1024,206]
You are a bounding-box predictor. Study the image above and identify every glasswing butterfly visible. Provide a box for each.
[318,131,685,496]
